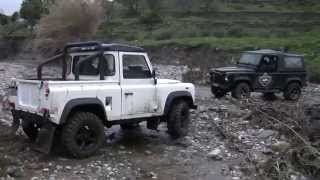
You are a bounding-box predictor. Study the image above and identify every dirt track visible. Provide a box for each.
[0,61,319,180]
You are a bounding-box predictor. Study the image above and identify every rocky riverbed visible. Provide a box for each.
[0,60,319,180]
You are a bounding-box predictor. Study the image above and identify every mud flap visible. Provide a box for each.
[11,110,20,134]
[147,118,160,130]
[34,122,56,154]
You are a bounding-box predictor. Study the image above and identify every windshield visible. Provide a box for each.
[238,53,261,66]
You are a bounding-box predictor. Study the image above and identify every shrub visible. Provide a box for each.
[35,0,105,53]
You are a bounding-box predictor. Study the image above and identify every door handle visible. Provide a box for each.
[125,92,134,96]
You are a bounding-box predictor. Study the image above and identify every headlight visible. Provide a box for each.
[225,75,229,81]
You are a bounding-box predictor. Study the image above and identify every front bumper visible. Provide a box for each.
[211,82,232,92]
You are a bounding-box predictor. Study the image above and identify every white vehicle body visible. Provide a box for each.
[13,47,196,125]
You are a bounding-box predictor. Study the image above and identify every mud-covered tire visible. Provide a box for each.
[211,86,226,98]
[232,82,251,99]
[167,101,190,139]
[61,112,105,158]
[22,120,39,141]
[284,83,301,101]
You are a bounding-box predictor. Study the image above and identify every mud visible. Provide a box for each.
[0,60,319,180]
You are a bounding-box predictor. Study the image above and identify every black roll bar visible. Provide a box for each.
[37,41,103,80]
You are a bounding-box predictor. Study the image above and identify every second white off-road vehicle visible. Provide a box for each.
[9,42,197,158]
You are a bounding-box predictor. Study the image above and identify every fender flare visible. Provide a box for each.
[233,76,252,88]
[60,98,107,124]
[163,91,196,116]
[285,78,303,89]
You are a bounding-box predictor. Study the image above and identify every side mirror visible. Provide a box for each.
[152,69,157,85]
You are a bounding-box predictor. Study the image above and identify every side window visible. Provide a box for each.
[284,56,303,69]
[123,55,152,79]
[72,54,115,76]
[259,55,278,72]
[73,55,99,76]
[104,54,116,76]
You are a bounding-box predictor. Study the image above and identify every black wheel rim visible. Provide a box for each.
[290,88,301,100]
[75,125,98,151]
[240,88,249,99]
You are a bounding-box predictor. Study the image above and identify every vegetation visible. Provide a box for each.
[35,0,105,52]
[20,0,45,26]
[1,0,320,81]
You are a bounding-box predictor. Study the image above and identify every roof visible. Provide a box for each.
[68,42,146,53]
[102,43,146,52]
[244,49,303,57]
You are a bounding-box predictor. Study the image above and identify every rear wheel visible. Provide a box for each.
[22,120,39,141]
[167,101,190,139]
[61,112,105,158]
[284,83,301,101]
[232,82,251,99]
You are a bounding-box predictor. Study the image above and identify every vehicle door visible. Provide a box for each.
[120,52,157,119]
[96,52,122,121]
[254,55,280,91]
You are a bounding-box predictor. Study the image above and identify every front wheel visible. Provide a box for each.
[167,101,190,139]
[284,83,302,101]
[232,82,251,99]
[61,112,105,158]
[211,86,227,98]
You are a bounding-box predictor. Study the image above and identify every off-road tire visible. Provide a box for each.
[22,120,39,141]
[284,83,302,101]
[167,101,190,139]
[232,82,251,99]
[211,86,226,98]
[61,112,105,158]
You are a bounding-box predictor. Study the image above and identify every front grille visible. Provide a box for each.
[211,72,225,84]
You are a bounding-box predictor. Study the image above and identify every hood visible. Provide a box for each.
[157,79,181,84]
[213,66,255,73]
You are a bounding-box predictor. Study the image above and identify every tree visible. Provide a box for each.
[20,0,45,26]
[11,12,19,22]
[35,0,105,53]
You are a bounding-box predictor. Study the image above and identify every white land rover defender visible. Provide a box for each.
[9,42,197,158]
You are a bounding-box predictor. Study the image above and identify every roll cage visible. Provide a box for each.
[37,42,109,81]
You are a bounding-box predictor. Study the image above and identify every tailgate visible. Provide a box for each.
[17,80,42,111]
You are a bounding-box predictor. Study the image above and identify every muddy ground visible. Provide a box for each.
[0,60,319,180]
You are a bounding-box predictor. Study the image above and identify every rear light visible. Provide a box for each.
[39,108,49,114]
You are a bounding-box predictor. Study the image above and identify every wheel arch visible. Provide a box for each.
[285,78,302,89]
[233,78,252,91]
[163,91,196,117]
[60,98,107,125]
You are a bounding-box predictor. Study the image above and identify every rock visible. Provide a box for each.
[258,129,277,139]
[149,172,158,179]
[6,166,24,178]
[271,141,290,153]
[208,148,223,160]
[43,168,50,172]
[65,166,72,170]
[145,150,152,155]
